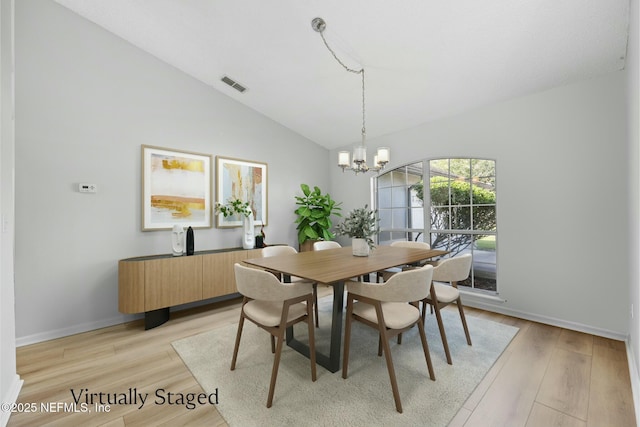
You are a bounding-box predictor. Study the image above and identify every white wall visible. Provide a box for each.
[331,71,629,338]
[0,0,22,425]
[13,0,330,343]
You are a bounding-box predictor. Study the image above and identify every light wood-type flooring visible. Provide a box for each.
[8,285,637,426]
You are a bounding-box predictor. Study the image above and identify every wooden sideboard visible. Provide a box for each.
[119,247,261,329]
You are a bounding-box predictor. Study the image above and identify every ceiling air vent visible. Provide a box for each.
[221,75,247,93]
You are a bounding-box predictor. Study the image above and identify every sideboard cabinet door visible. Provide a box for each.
[203,251,245,299]
[144,256,203,311]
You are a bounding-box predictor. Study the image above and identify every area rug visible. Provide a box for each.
[172,296,518,427]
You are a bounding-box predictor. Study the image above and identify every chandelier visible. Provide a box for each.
[311,17,390,174]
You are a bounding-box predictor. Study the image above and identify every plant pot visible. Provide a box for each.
[299,239,318,252]
[352,238,370,257]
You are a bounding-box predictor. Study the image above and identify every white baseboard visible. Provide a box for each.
[16,313,141,347]
[626,340,640,427]
[1,374,23,427]
[461,292,627,341]
[15,294,241,346]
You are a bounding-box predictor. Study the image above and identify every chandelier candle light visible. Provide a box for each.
[311,17,390,174]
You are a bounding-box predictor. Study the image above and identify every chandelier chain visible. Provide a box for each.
[312,17,388,174]
[318,31,366,139]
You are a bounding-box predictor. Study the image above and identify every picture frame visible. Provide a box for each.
[216,156,268,228]
[141,145,213,231]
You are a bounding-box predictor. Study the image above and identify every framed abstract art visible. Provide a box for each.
[216,156,267,228]
[141,145,212,231]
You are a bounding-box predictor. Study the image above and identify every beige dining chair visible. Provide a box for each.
[262,245,319,327]
[377,240,432,282]
[312,240,341,251]
[422,253,473,365]
[342,264,436,413]
[230,263,317,408]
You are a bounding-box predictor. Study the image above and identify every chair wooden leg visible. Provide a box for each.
[266,330,285,408]
[457,297,472,346]
[397,333,402,345]
[417,316,436,380]
[230,309,246,370]
[342,295,354,379]
[313,283,319,328]
[431,286,452,365]
[270,335,275,354]
[374,302,402,413]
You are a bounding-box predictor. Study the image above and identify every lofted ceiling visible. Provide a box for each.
[53,0,630,149]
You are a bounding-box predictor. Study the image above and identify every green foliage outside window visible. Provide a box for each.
[410,178,496,254]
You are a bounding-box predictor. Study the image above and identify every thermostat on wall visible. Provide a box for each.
[78,183,97,193]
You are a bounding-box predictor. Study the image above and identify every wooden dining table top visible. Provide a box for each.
[244,245,449,285]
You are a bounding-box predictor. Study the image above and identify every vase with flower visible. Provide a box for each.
[215,198,255,249]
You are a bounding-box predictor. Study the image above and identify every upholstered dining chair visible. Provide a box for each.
[262,245,319,327]
[422,253,473,365]
[230,263,317,408]
[377,240,432,282]
[312,240,342,251]
[342,264,436,413]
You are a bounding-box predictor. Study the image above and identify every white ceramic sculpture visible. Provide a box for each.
[171,224,184,256]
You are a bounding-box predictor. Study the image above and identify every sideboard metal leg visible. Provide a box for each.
[145,307,170,330]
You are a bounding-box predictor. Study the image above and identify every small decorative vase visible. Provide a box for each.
[186,226,194,256]
[352,238,370,257]
[242,215,255,249]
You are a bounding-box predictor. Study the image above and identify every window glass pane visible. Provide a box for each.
[378,231,391,244]
[391,186,407,208]
[391,231,408,243]
[465,235,497,291]
[450,180,471,206]
[430,159,449,171]
[410,231,428,245]
[410,207,424,229]
[378,208,392,229]
[392,208,407,228]
[450,158,471,179]
[451,206,472,230]
[472,159,495,187]
[410,187,423,208]
[471,184,495,206]
[391,170,406,186]
[407,162,423,184]
[432,233,473,255]
[378,187,392,209]
[473,206,496,231]
[430,178,450,206]
[378,171,392,188]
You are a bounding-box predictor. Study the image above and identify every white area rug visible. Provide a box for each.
[172,296,518,426]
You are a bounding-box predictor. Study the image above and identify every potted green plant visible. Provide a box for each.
[335,204,380,256]
[294,184,342,251]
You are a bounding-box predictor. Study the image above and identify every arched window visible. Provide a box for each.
[375,158,497,293]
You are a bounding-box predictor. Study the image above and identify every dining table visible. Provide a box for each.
[243,245,449,373]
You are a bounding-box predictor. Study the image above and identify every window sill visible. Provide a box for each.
[459,289,506,304]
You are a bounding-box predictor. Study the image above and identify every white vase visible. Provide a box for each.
[352,238,370,257]
[242,215,255,249]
